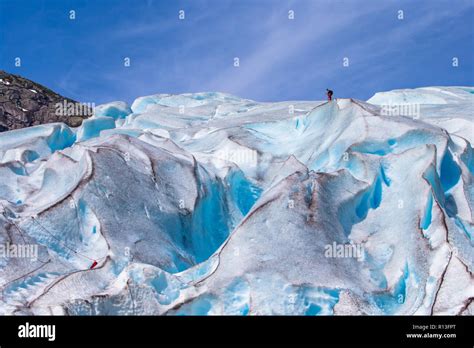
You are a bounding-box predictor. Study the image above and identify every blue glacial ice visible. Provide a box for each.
[0,86,473,315]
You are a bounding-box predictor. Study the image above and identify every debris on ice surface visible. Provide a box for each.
[0,87,472,315]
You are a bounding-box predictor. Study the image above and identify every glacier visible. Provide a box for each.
[0,87,472,315]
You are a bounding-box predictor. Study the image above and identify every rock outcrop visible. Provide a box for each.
[0,70,91,132]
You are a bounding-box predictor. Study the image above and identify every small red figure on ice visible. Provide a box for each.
[326,88,334,101]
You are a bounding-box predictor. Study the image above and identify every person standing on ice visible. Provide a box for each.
[326,88,334,101]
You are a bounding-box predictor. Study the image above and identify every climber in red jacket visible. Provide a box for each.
[326,88,334,101]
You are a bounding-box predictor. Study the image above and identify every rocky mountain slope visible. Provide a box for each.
[0,70,91,132]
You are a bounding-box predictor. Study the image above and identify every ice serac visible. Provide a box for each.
[94,101,132,120]
[0,86,472,315]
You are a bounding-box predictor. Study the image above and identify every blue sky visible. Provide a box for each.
[1,0,473,104]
